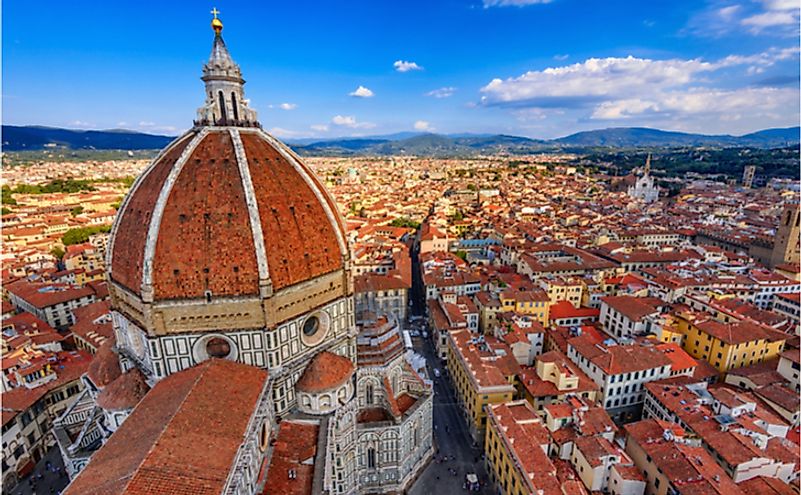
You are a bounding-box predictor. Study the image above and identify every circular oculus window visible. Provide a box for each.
[192,334,238,363]
[300,312,330,347]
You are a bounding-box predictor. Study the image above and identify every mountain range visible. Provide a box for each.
[3,125,798,155]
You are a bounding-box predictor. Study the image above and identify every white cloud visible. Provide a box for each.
[279,103,297,110]
[331,115,375,129]
[349,85,375,98]
[483,0,552,7]
[311,124,329,132]
[718,5,742,20]
[686,0,799,37]
[479,50,800,134]
[70,120,94,128]
[332,115,356,126]
[718,46,800,73]
[742,10,797,29]
[741,0,800,33]
[481,56,717,106]
[394,60,423,72]
[590,87,797,127]
[425,87,457,98]
[764,0,798,10]
[553,54,569,61]
[133,121,179,134]
[414,120,434,131]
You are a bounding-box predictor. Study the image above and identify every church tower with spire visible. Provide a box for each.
[195,9,260,127]
[627,153,659,203]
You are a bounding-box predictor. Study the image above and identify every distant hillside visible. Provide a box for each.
[295,133,547,156]
[3,124,798,155]
[554,126,800,148]
[2,125,174,151]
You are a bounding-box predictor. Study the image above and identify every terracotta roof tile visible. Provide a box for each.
[96,368,150,411]
[110,132,195,293]
[87,341,121,388]
[262,420,320,495]
[109,128,347,301]
[65,359,268,495]
[241,132,344,291]
[153,131,260,299]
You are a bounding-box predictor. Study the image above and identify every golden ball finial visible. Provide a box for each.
[210,7,223,34]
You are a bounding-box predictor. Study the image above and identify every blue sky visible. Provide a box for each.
[3,0,799,139]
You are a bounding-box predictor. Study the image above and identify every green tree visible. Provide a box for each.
[450,210,464,222]
[455,250,468,262]
[1,186,17,205]
[50,246,65,260]
[389,217,421,229]
[61,225,111,246]
[12,179,97,195]
[70,206,84,217]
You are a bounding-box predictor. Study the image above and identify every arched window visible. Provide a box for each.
[231,92,239,121]
[259,422,269,452]
[367,447,376,468]
[365,383,374,405]
[218,90,227,123]
[412,423,419,448]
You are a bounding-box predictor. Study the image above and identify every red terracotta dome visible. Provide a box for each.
[107,128,348,301]
[295,351,355,393]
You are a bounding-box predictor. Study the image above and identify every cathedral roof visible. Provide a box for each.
[262,420,320,495]
[295,351,355,393]
[108,129,348,301]
[96,367,150,411]
[64,359,268,495]
[86,341,121,388]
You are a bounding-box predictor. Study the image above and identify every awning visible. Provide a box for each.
[17,458,35,477]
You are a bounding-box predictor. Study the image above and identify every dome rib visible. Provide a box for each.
[254,130,349,259]
[151,130,260,300]
[108,131,197,294]
[110,128,349,303]
[141,129,211,301]
[240,131,345,290]
[229,129,271,289]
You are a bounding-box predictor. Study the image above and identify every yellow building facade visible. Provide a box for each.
[446,330,518,441]
[485,415,532,495]
[499,291,550,327]
[540,277,583,308]
[679,316,786,374]
[484,401,559,495]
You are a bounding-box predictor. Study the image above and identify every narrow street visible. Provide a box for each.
[408,243,494,495]
[407,334,493,495]
[8,446,69,495]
